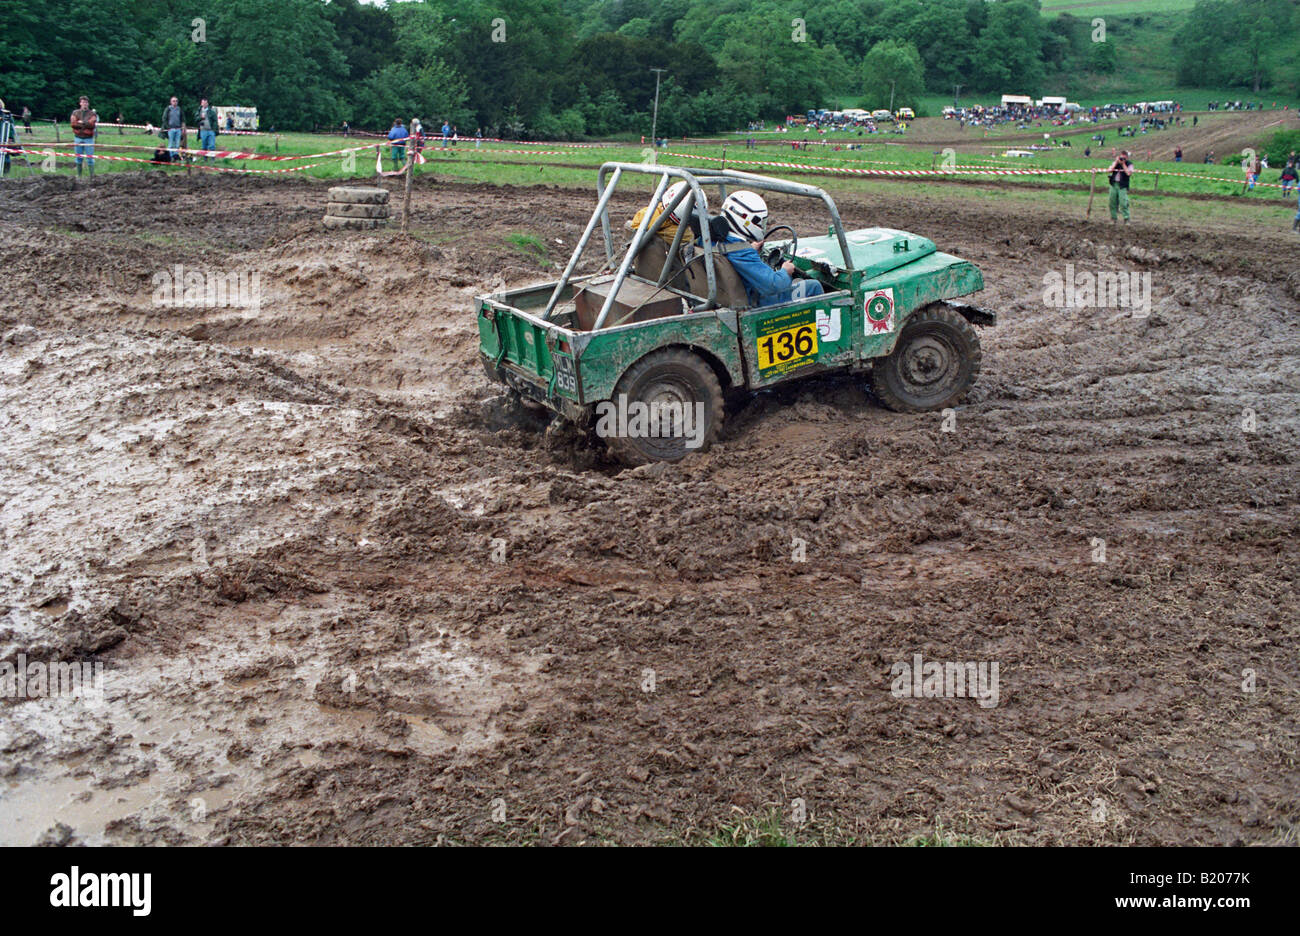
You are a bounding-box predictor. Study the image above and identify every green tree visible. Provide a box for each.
[328,0,397,83]
[900,0,975,92]
[0,0,48,107]
[861,39,924,110]
[425,0,575,131]
[971,0,1045,92]
[1089,37,1117,74]
[208,0,349,129]
[533,106,586,139]
[356,61,469,130]
[1174,0,1298,95]
[616,18,653,39]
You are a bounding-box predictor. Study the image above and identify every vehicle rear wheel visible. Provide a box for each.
[604,349,724,465]
[870,303,981,412]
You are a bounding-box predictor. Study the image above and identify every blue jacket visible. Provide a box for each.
[723,235,793,307]
[388,126,409,142]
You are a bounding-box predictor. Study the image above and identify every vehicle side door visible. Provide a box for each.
[737,286,857,390]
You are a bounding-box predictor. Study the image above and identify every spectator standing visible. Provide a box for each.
[441,120,451,149]
[1106,150,1134,224]
[226,114,235,132]
[21,105,32,134]
[1245,153,1260,190]
[162,96,184,159]
[1174,146,1182,163]
[70,95,98,179]
[475,127,482,149]
[195,98,219,162]
[116,110,124,135]
[1279,162,1298,197]
[387,118,408,171]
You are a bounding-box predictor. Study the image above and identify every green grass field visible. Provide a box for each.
[1038,0,1198,16]
[7,123,1295,233]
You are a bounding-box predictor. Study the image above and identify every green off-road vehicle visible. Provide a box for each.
[476,163,996,464]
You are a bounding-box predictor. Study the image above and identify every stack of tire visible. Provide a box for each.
[324,186,390,230]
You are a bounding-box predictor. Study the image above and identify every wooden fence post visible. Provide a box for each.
[401,153,413,234]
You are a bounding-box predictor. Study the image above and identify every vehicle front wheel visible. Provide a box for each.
[870,304,982,412]
[603,349,724,465]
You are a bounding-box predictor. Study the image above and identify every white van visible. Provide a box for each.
[216,106,259,130]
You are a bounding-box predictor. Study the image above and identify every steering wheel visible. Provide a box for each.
[761,225,798,270]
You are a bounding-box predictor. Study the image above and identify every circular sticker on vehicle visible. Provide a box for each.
[865,288,895,333]
[863,287,894,335]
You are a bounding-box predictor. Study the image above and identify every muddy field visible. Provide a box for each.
[1,170,1297,846]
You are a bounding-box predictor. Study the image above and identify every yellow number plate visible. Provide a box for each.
[757,322,819,374]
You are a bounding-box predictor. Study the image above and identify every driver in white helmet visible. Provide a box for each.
[718,190,824,308]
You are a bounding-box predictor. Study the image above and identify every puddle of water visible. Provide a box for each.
[295,749,323,768]
[0,773,164,846]
[0,612,531,843]
[0,702,261,845]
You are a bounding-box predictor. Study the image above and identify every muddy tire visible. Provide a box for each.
[604,349,724,465]
[870,303,981,412]
[327,186,389,204]
[326,202,390,218]
[322,215,385,230]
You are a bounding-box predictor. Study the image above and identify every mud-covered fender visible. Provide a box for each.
[569,308,746,402]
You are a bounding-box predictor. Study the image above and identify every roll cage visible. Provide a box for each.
[542,162,856,329]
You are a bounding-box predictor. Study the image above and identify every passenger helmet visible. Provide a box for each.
[660,181,705,225]
[721,190,768,240]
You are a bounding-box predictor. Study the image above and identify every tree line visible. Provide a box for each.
[2,0,1296,138]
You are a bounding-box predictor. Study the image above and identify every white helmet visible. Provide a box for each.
[660,181,705,224]
[721,190,768,240]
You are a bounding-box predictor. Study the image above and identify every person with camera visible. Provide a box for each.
[1106,149,1134,224]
